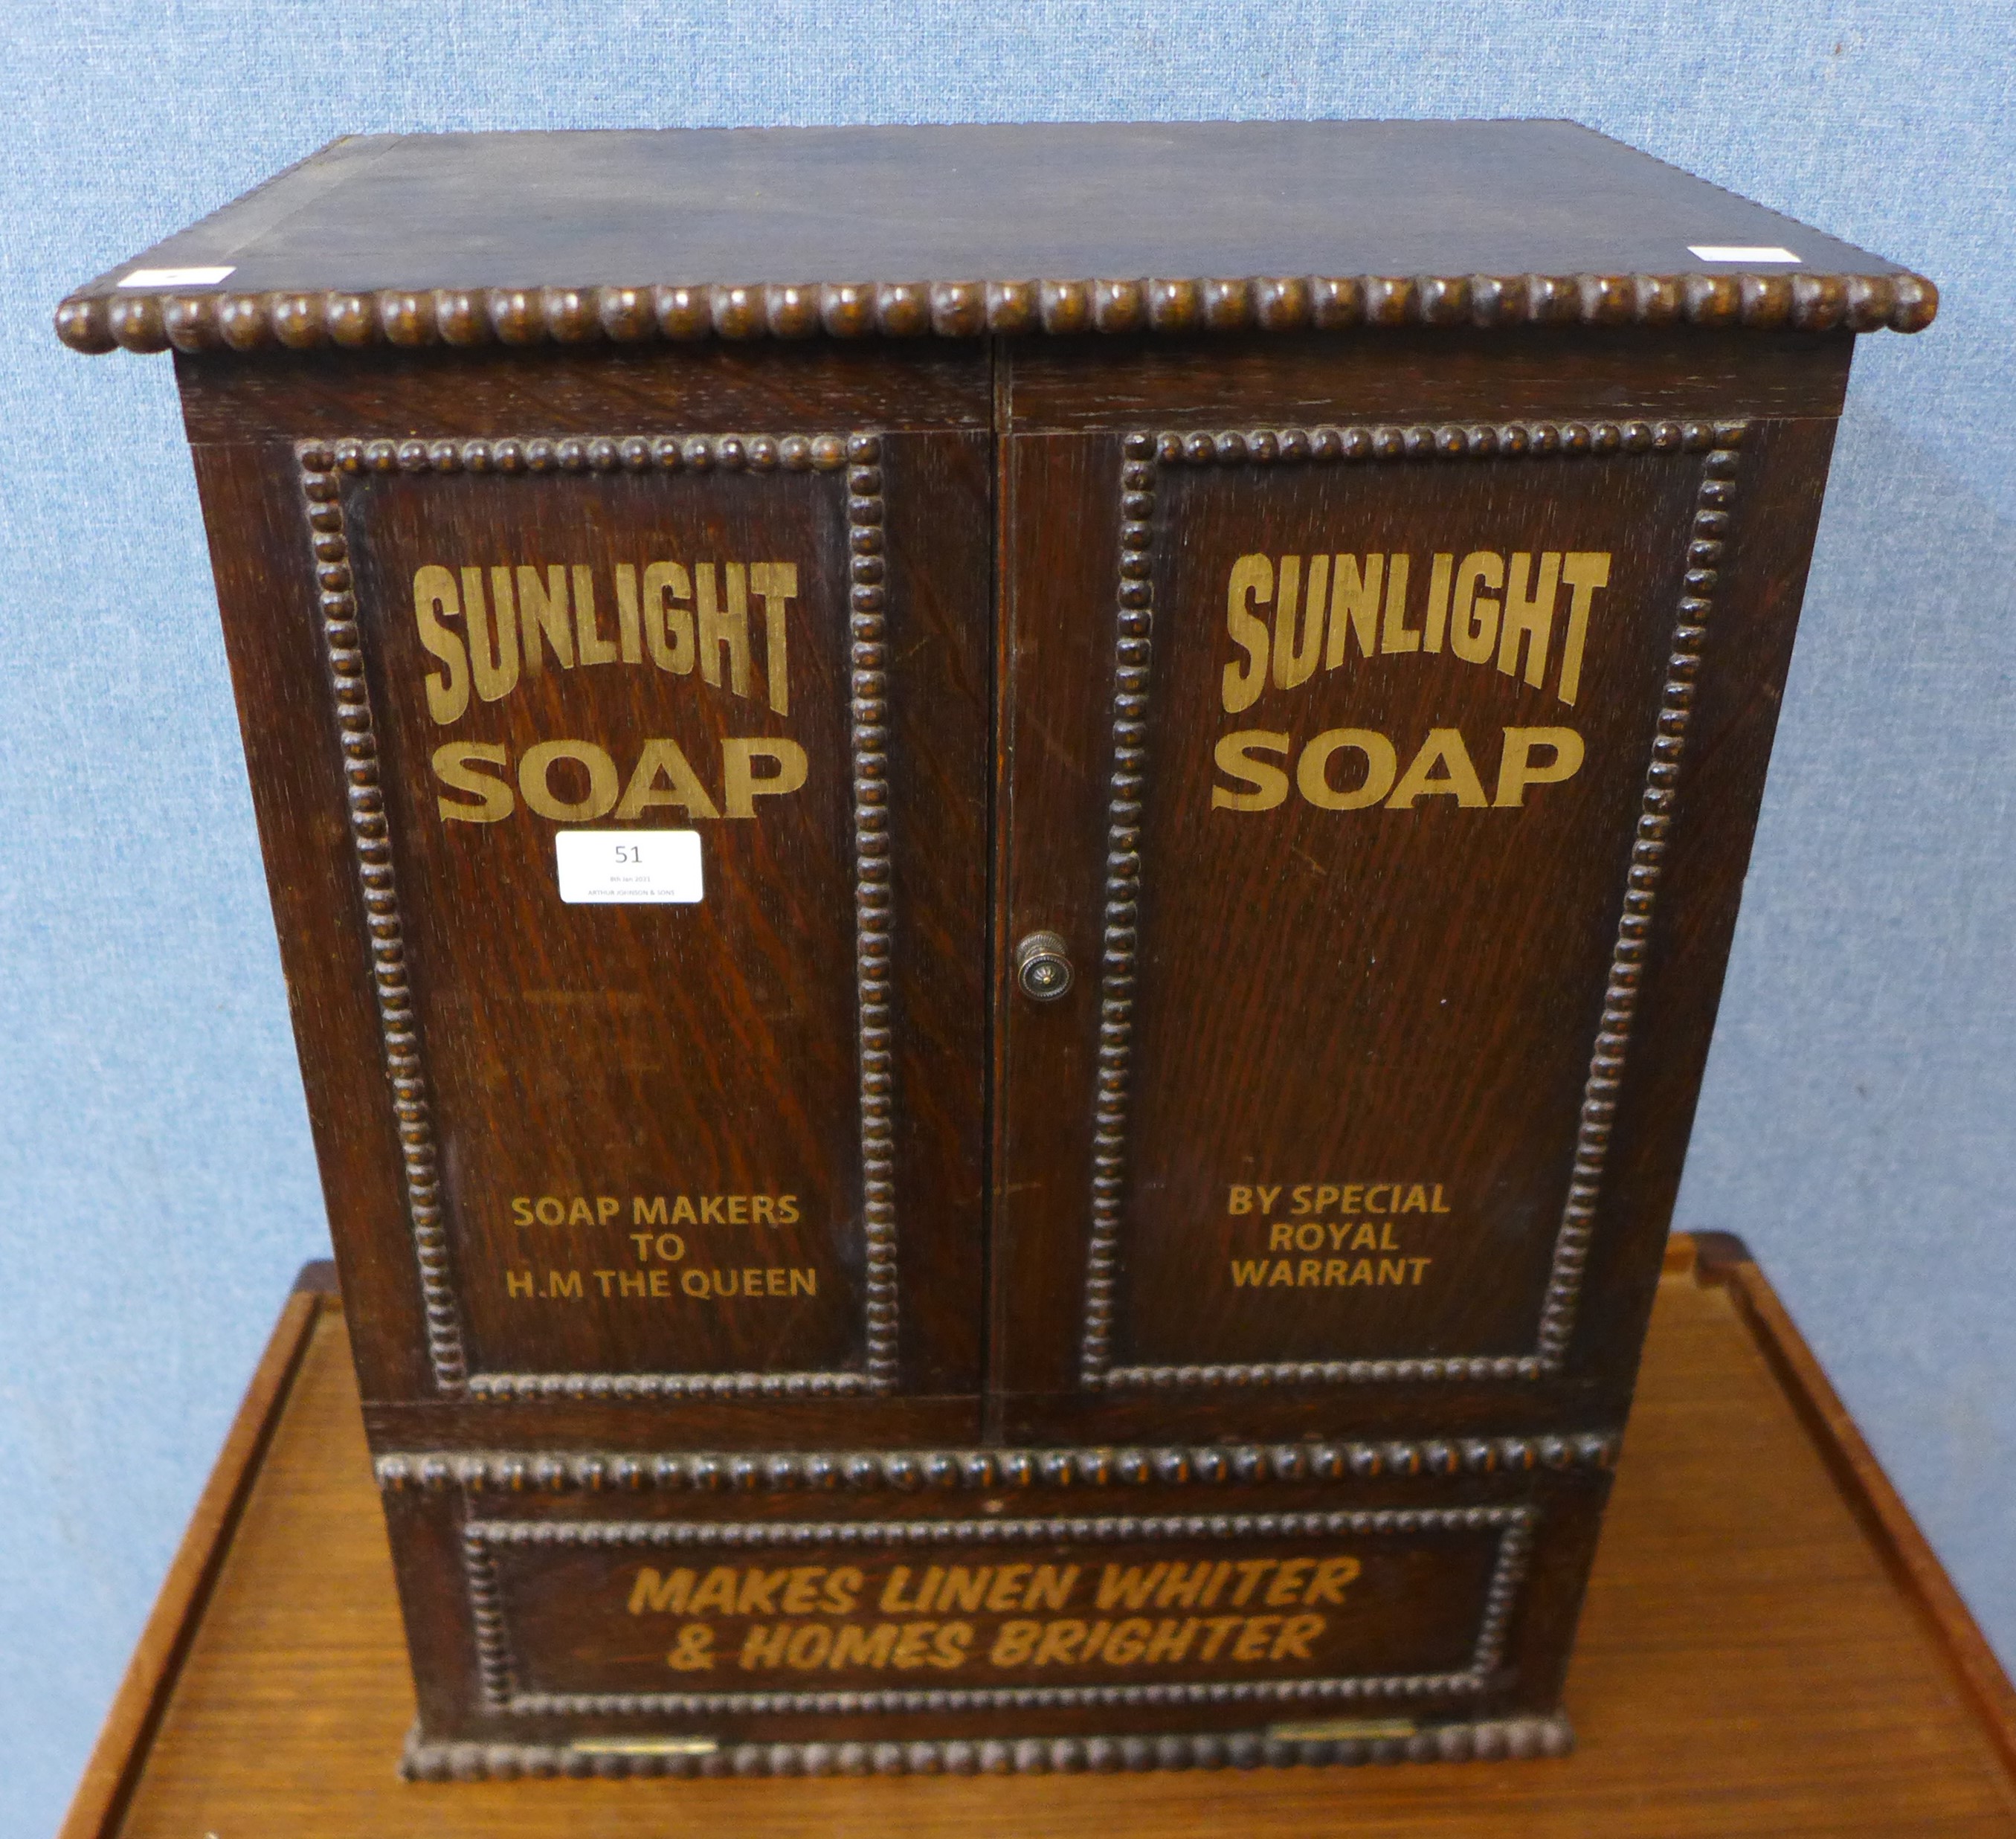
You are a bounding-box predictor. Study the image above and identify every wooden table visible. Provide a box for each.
[60,1234,2016,1837]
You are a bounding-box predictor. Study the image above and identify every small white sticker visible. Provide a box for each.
[120,265,236,288]
[1687,245,1801,264]
[555,830,703,905]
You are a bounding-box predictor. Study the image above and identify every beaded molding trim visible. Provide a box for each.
[295,429,898,1398]
[59,268,1935,354]
[401,1710,1574,1780]
[1080,417,1747,1391]
[458,1505,1533,1719]
[374,1430,1619,1496]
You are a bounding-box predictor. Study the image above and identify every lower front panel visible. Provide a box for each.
[378,1433,1612,1774]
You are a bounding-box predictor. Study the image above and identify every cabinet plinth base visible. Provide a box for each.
[399,1713,1574,1780]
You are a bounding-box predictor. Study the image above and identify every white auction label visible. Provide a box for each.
[1687,245,1801,264]
[555,830,703,904]
[120,265,237,287]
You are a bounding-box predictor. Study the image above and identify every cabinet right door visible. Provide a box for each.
[989,335,1843,1447]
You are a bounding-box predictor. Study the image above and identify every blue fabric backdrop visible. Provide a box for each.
[2,1,2010,1824]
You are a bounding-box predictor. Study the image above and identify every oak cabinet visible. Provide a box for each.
[59,120,1932,1770]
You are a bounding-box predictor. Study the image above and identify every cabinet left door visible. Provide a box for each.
[180,345,993,1451]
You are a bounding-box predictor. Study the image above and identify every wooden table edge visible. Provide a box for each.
[1688,1229,2016,1780]
[57,1260,338,1839]
[57,1241,2016,1832]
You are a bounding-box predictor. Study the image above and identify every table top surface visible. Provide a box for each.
[70,1244,2016,1837]
[74,121,1907,302]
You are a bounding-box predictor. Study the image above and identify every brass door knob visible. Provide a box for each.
[1014,931,1074,1002]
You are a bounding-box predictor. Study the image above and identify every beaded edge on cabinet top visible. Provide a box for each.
[55,268,1936,355]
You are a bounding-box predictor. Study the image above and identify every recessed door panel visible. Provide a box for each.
[301,426,988,1412]
[995,416,1745,1429]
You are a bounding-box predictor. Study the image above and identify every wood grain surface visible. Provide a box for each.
[988,335,1844,1451]
[182,346,994,1445]
[84,1246,2016,1838]
[61,123,1918,309]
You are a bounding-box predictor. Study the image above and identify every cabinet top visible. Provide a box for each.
[56,120,1935,355]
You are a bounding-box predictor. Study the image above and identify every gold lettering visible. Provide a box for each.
[686,1567,739,1617]
[695,562,752,698]
[413,566,470,724]
[735,1569,790,1616]
[892,1623,935,1669]
[1097,1564,1168,1612]
[517,564,573,676]
[1027,1564,1078,1613]
[985,1565,1032,1613]
[1033,1620,1086,1665]
[822,1568,863,1615]
[786,1623,833,1668]
[1272,1614,1324,1660]
[1378,553,1417,652]
[749,562,798,717]
[1557,552,1611,705]
[613,738,721,820]
[1271,555,1321,690]
[1422,553,1455,652]
[1212,730,1290,811]
[1297,728,1398,810]
[1223,554,1272,713]
[614,564,643,665]
[432,742,513,823]
[1154,1562,1214,1610]
[721,738,808,817]
[830,1623,898,1669]
[1147,1617,1198,1662]
[666,1625,714,1670]
[782,1568,825,1616]
[1199,1616,1243,1661]
[880,1567,921,1614]
[1495,726,1585,807]
[1233,1617,1279,1661]
[628,1566,695,1615]
[936,1566,991,1614]
[472,567,521,701]
[643,561,695,674]
[933,1622,973,1669]
[738,1624,788,1669]
[518,739,619,822]
[1307,1557,1361,1605]
[1386,729,1489,808]
[573,564,617,667]
[1449,551,1504,665]
[1103,1618,1152,1664]
[1230,1559,1278,1607]
[1498,551,1561,687]
[1265,1559,1313,1607]
[988,1621,1040,1666]
[1326,554,1382,666]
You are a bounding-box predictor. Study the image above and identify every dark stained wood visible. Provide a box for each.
[990,385,1842,1449]
[1002,327,1855,428]
[68,122,1913,303]
[182,347,994,1440]
[63,125,1936,1758]
[175,342,994,443]
[66,1243,2016,1835]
